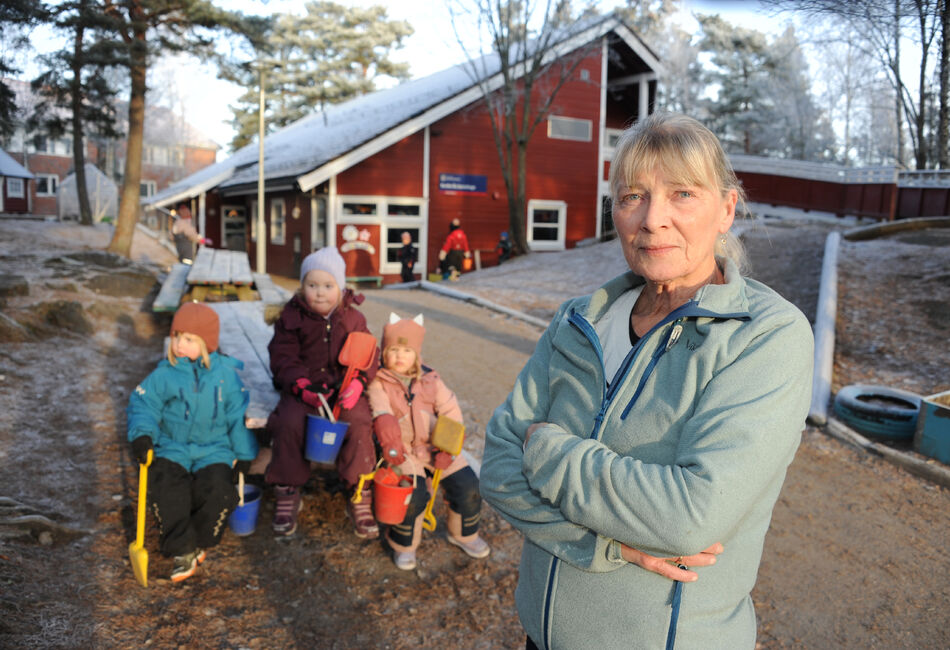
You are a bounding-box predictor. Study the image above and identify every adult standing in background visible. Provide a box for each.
[171,204,210,264]
[438,218,470,279]
[480,113,814,649]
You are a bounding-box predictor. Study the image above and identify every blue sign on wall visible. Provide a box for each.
[438,173,488,195]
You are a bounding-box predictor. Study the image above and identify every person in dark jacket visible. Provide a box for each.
[265,247,380,538]
[397,231,418,283]
[127,302,258,582]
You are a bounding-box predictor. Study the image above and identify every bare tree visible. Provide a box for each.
[448,0,600,254]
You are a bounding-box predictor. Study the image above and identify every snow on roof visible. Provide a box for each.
[0,147,33,179]
[146,13,630,207]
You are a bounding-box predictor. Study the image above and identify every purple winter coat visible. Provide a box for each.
[268,290,379,395]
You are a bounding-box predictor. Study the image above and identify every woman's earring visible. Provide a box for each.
[720,235,727,245]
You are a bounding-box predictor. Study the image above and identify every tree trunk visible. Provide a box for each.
[893,0,905,167]
[71,4,92,226]
[107,28,146,257]
[914,0,930,170]
[939,0,949,168]
[508,140,528,255]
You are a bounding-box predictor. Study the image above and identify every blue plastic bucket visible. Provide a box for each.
[305,414,349,463]
[229,484,262,536]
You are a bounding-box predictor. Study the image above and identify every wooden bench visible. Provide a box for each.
[346,275,383,288]
[153,264,191,312]
[252,272,287,305]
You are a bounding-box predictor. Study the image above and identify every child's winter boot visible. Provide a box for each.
[272,485,303,536]
[170,548,204,583]
[346,487,379,539]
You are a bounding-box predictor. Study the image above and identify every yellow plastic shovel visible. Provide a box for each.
[422,416,465,532]
[129,449,153,587]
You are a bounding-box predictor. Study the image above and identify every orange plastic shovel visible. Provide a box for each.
[422,416,465,532]
[129,448,153,587]
[333,331,378,419]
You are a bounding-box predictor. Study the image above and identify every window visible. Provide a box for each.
[32,135,49,153]
[527,199,566,251]
[7,177,24,198]
[385,227,420,264]
[270,198,286,245]
[603,128,623,160]
[249,200,258,242]
[548,116,592,142]
[139,180,156,198]
[36,174,58,196]
[342,202,377,216]
[387,203,420,217]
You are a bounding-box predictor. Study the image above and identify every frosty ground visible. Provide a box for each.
[0,215,948,648]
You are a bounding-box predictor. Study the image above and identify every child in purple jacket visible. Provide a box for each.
[265,247,379,538]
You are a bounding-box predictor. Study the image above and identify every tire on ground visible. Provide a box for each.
[832,384,922,440]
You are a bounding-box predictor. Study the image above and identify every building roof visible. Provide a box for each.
[0,147,33,179]
[144,13,657,209]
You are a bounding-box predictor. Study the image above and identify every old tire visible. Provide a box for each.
[833,384,921,440]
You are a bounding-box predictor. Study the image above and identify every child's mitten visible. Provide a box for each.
[373,414,405,464]
[292,378,332,410]
[338,378,364,410]
[232,460,251,482]
[131,436,153,465]
[433,451,453,470]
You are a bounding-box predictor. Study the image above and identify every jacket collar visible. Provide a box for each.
[583,257,751,324]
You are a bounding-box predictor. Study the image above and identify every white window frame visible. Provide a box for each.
[7,177,25,198]
[603,128,623,160]
[336,195,427,275]
[547,116,593,142]
[36,174,58,196]
[270,197,286,245]
[527,199,566,251]
[139,180,156,198]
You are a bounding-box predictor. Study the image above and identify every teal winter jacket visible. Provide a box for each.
[480,259,813,650]
[127,352,258,472]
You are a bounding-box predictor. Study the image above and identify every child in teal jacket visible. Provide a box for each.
[127,302,257,582]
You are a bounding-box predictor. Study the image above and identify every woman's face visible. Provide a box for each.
[302,269,340,316]
[384,345,417,375]
[612,168,736,289]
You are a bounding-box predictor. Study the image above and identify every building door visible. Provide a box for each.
[311,196,327,252]
[222,205,247,252]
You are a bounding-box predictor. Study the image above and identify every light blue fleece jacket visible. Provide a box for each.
[480,259,813,650]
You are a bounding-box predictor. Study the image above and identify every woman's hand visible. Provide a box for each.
[524,422,548,446]
[620,542,724,582]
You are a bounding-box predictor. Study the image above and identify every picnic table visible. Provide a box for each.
[153,247,287,312]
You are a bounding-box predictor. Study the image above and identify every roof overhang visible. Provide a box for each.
[142,167,236,209]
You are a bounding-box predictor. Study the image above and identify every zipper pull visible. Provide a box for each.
[666,323,683,351]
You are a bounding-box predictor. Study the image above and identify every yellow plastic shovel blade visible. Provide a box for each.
[128,449,152,587]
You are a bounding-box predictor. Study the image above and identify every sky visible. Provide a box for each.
[17,0,780,158]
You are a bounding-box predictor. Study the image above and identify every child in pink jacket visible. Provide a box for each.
[367,313,490,570]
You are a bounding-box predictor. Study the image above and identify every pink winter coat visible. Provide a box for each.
[367,366,468,476]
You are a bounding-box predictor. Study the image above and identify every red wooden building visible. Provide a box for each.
[0,146,33,213]
[144,14,660,282]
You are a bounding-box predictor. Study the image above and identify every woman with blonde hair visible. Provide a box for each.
[481,113,813,649]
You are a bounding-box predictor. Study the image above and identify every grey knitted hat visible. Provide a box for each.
[300,247,346,290]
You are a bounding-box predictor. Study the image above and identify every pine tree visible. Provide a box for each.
[224,1,412,151]
[29,0,120,225]
[0,2,48,141]
[98,0,259,258]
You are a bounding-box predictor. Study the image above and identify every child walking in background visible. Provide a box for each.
[127,302,258,582]
[368,313,490,570]
[265,247,380,538]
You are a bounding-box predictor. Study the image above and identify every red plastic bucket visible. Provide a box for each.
[372,467,414,525]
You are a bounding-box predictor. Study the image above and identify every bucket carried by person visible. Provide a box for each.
[353,460,415,525]
[229,472,262,536]
[305,393,349,464]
